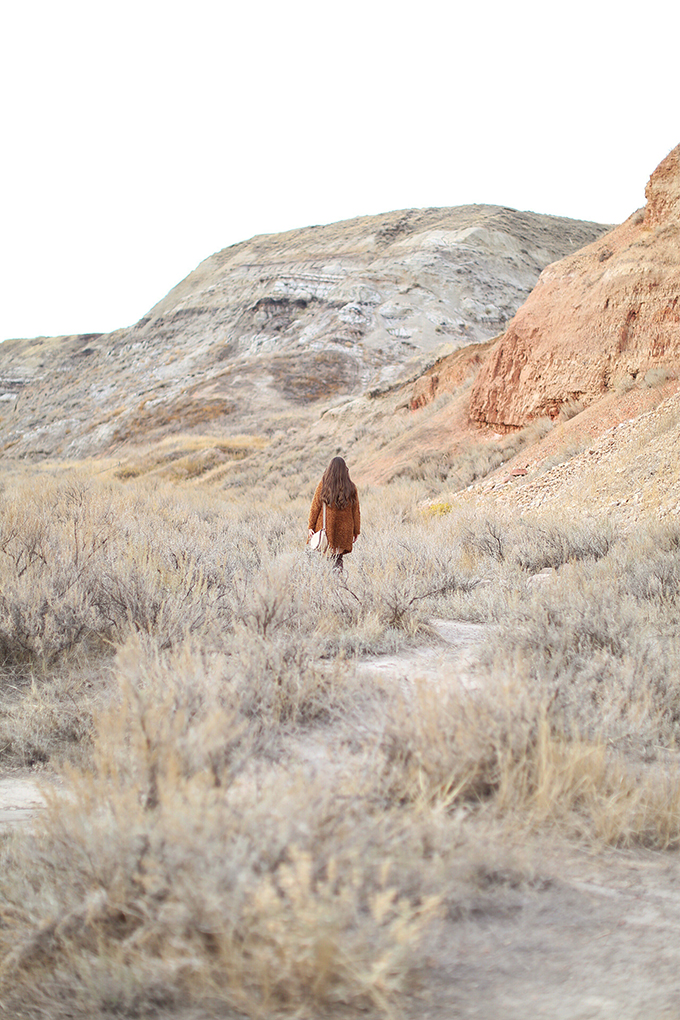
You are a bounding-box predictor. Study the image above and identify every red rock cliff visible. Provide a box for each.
[469,144,680,428]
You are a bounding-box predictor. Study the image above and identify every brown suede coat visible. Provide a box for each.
[307,482,360,554]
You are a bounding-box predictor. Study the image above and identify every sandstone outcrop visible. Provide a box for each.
[468,145,680,429]
[0,206,608,458]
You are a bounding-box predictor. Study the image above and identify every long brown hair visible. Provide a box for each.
[321,456,357,509]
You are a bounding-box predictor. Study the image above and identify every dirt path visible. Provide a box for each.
[415,844,680,1020]
[357,619,488,689]
[0,773,45,832]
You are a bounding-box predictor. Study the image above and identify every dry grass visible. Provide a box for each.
[2,463,680,1016]
[381,678,680,849]
[112,433,267,482]
[0,648,442,1017]
[465,519,680,751]
[0,471,481,764]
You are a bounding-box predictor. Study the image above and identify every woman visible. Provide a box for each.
[307,457,360,571]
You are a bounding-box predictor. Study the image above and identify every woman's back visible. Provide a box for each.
[307,457,360,563]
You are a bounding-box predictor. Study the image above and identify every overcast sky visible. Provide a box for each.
[2,0,678,342]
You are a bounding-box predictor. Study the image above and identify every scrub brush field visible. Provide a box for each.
[2,464,680,1019]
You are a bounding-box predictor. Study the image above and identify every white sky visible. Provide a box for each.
[2,0,678,342]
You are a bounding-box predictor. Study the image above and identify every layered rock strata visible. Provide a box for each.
[468,145,680,429]
[0,206,609,458]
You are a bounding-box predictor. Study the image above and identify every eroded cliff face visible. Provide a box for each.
[0,206,608,458]
[468,145,680,429]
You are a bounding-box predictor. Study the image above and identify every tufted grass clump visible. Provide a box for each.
[380,676,680,849]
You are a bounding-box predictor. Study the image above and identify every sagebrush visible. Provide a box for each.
[3,466,680,1017]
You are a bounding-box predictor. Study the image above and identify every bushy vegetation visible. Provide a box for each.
[2,466,680,1018]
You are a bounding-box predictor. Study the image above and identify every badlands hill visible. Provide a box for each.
[469,144,680,429]
[348,143,680,511]
[2,145,679,521]
[0,206,608,460]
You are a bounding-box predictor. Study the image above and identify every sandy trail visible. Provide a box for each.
[0,774,46,832]
[357,618,488,689]
[410,842,680,1020]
